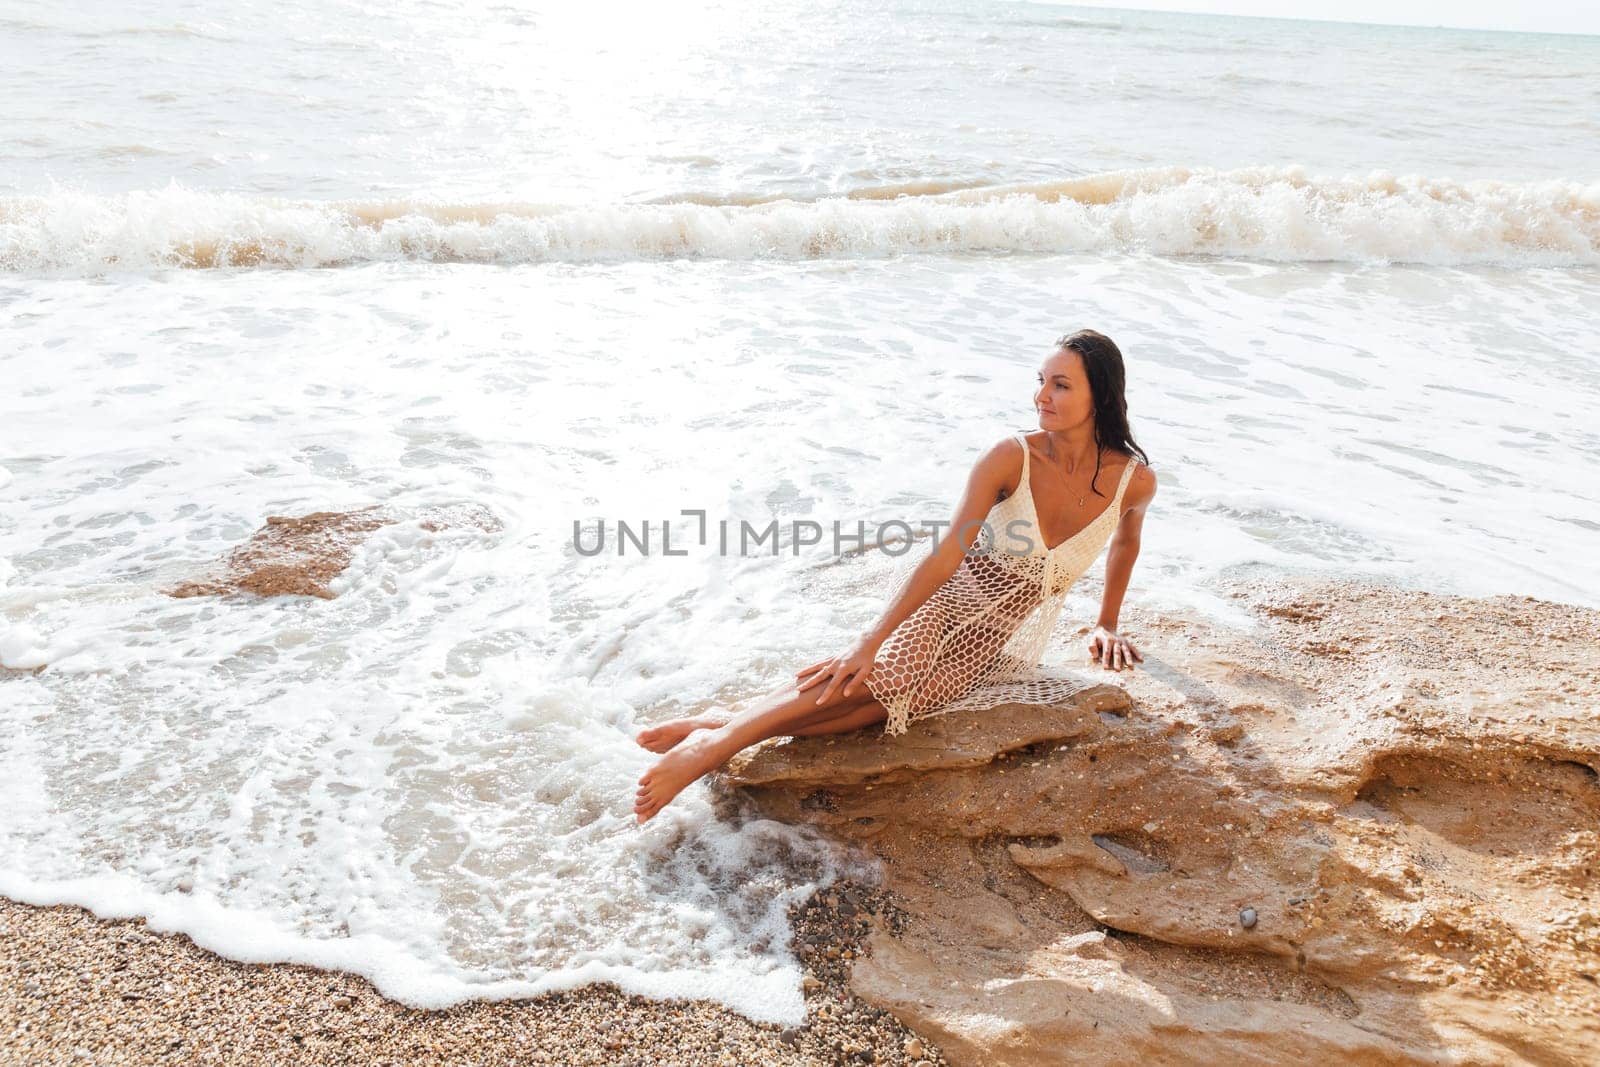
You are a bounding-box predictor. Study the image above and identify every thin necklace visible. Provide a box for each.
[1042,440,1100,508]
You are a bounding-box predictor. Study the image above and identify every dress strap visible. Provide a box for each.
[1014,432,1030,491]
[1113,456,1139,507]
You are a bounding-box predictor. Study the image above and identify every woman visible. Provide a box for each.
[634,329,1157,824]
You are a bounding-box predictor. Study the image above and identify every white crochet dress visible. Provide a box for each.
[863,433,1141,737]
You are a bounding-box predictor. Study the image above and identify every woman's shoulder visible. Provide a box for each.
[969,434,1030,502]
[982,432,1030,464]
[1121,453,1157,504]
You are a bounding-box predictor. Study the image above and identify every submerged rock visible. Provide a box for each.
[720,576,1600,1066]
[164,503,501,600]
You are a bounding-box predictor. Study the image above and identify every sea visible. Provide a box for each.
[2,0,1597,1027]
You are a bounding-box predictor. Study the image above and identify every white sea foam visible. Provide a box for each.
[0,648,875,1023]
[4,167,1598,272]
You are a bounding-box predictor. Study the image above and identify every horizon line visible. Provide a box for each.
[1012,0,1600,39]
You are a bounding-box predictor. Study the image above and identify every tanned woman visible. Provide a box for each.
[634,329,1156,824]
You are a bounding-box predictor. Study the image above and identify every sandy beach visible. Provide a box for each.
[1,884,940,1067]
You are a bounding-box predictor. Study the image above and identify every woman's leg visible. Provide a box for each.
[634,683,881,822]
[643,689,887,750]
[633,582,959,818]
[787,699,888,737]
[636,675,872,754]
[635,709,734,753]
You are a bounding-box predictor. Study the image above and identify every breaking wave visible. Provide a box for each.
[4,165,1597,272]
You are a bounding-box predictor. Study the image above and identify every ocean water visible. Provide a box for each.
[2,0,1598,1026]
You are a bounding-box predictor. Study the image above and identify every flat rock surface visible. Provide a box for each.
[724,687,1131,787]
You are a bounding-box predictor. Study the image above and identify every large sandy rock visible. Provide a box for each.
[722,576,1600,1066]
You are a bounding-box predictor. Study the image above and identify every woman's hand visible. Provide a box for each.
[795,636,883,705]
[1088,625,1142,672]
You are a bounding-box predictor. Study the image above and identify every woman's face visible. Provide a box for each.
[1034,347,1093,430]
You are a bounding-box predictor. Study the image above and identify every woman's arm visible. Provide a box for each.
[1091,463,1158,669]
[799,436,1023,703]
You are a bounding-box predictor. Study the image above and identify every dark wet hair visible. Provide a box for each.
[1055,329,1152,497]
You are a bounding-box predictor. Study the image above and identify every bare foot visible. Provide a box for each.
[634,712,728,754]
[635,731,728,824]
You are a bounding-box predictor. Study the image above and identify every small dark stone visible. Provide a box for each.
[1240,907,1258,929]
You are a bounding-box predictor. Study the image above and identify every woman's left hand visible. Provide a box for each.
[795,634,883,704]
[1088,625,1142,672]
